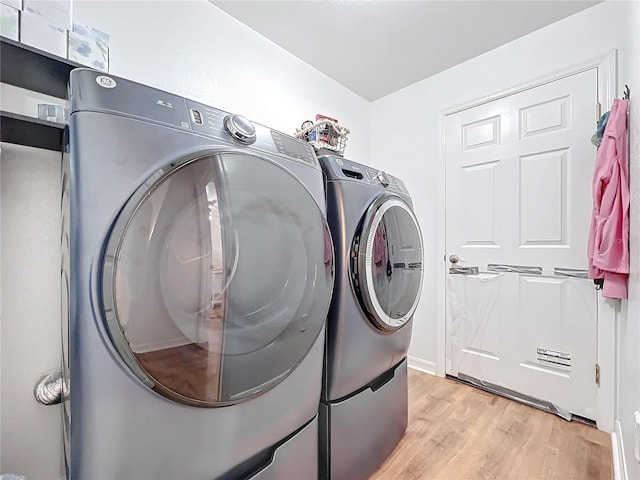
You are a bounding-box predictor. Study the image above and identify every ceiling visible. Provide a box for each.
[212,1,600,101]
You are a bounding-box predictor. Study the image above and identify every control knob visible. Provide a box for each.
[224,114,256,145]
[377,171,391,187]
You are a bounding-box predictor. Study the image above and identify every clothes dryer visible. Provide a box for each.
[318,155,423,480]
[62,69,334,479]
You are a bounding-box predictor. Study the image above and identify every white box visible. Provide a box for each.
[20,10,67,57]
[23,0,71,13]
[38,103,67,123]
[0,3,19,41]
[0,0,22,10]
[23,0,70,30]
[68,23,109,72]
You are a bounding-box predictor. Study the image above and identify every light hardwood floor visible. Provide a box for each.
[371,369,612,480]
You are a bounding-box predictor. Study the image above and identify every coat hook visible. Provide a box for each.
[623,84,630,100]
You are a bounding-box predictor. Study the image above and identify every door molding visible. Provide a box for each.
[435,50,617,431]
[612,419,629,480]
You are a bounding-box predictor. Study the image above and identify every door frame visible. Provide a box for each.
[434,50,618,432]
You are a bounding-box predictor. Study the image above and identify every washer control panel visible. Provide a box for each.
[363,168,404,192]
[319,156,409,195]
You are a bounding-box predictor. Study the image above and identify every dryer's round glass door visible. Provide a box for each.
[352,196,423,331]
[102,153,334,407]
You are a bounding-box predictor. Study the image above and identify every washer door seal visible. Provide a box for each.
[351,195,423,332]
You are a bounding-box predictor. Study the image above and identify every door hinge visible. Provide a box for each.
[596,102,602,122]
[595,363,601,386]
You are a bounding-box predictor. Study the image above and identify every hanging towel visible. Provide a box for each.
[587,98,629,299]
[591,110,610,148]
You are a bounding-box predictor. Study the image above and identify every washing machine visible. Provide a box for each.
[318,155,423,480]
[61,69,334,479]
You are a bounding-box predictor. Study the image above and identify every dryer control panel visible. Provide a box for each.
[186,99,317,166]
[68,69,318,167]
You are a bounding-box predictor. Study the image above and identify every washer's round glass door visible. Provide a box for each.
[351,195,423,331]
[102,152,334,407]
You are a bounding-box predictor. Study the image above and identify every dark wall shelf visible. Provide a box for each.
[1,37,81,152]
[1,37,82,99]
[1,111,64,152]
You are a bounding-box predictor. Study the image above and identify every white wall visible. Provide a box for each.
[0,87,69,480]
[0,2,370,478]
[1,145,63,479]
[370,0,635,373]
[617,1,640,478]
[72,1,370,161]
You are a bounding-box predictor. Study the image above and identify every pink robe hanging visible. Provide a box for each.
[587,98,630,299]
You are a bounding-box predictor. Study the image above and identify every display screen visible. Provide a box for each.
[271,131,316,165]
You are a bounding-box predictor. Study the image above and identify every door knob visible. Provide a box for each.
[449,254,461,264]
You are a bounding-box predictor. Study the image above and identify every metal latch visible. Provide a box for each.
[554,268,589,279]
[449,266,479,275]
[487,264,542,275]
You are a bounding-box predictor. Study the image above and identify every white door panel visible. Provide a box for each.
[512,275,597,417]
[448,272,516,388]
[446,68,598,419]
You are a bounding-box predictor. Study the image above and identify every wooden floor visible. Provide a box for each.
[135,306,223,403]
[371,369,612,480]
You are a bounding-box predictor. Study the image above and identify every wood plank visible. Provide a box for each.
[371,370,612,480]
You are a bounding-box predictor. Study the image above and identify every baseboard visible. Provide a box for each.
[612,420,628,480]
[407,356,436,376]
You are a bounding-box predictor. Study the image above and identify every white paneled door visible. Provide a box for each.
[445,68,599,420]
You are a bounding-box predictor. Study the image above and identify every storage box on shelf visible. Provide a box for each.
[0,2,19,41]
[0,0,22,10]
[20,9,67,57]
[23,0,71,30]
[68,23,109,72]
